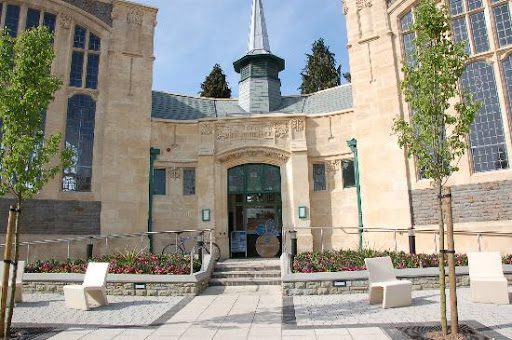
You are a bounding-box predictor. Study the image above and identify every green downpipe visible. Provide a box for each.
[148,147,161,253]
[347,139,363,250]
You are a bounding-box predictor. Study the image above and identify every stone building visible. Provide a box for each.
[0,0,511,259]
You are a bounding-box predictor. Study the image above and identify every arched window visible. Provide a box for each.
[461,61,509,172]
[63,94,96,192]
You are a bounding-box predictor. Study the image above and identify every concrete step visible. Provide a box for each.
[211,270,281,279]
[215,263,280,272]
[209,278,282,286]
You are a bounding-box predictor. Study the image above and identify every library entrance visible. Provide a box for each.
[227,164,282,258]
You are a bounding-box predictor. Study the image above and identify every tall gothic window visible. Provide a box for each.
[63,95,96,192]
[313,164,326,192]
[448,0,490,54]
[183,168,196,196]
[503,54,512,128]
[25,8,56,33]
[492,0,512,48]
[69,26,101,89]
[400,11,416,65]
[461,61,509,172]
[4,4,20,37]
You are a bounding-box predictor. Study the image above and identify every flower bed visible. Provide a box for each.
[293,249,512,273]
[26,253,202,275]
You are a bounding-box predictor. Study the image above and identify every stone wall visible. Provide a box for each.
[283,274,512,296]
[410,180,512,225]
[0,199,101,235]
[23,280,207,296]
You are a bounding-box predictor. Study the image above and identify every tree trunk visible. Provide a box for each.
[6,203,21,338]
[443,187,459,335]
[437,181,447,336]
[0,206,16,338]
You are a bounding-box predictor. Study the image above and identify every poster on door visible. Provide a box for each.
[231,231,247,255]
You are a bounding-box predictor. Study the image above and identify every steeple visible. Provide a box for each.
[234,0,285,113]
[248,0,271,54]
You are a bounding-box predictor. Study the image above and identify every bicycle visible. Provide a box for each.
[161,232,221,262]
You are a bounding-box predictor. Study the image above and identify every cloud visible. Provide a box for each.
[136,0,348,97]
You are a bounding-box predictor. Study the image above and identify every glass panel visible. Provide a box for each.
[493,4,512,47]
[502,55,512,130]
[25,8,40,29]
[403,32,416,65]
[89,33,101,51]
[401,11,413,31]
[313,164,326,192]
[5,5,20,37]
[342,160,356,188]
[69,51,84,87]
[183,168,196,195]
[461,62,509,172]
[228,166,245,193]
[86,53,100,89]
[263,165,280,193]
[43,13,56,34]
[246,208,276,235]
[73,26,86,49]
[153,169,166,195]
[470,12,490,53]
[246,164,262,193]
[452,17,471,54]
[449,0,465,16]
[467,0,483,11]
[63,95,96,192]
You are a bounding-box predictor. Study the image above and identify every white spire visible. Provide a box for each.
[248,0,271,54]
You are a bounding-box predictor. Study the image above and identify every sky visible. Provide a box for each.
[135,0,350,97]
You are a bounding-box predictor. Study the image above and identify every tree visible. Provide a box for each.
[199,64,231,98]
[0,26,72,337]
[300,38,340,94]
[392,0,479,337]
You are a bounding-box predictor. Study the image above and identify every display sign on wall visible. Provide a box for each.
[231,231,247,257]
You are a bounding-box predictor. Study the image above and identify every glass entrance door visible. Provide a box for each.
[228,164,282,258]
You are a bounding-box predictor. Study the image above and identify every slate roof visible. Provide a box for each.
[151,84,353,121]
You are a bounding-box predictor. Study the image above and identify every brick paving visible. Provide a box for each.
[8,286,512,339]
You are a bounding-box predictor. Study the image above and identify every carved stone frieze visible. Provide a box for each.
[356,0,372,10]
[327,160,342,174]
[200,123,214,136]
[59,14,72,29]
[169,166,180,180]
[127,8,144,26]
[216,122,275,143]
[62,0,113,26]
[217,148,290,165]
[291,118,305,132]
[273,121,289,139]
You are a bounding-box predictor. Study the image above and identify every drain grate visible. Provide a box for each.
[396,324,490,340]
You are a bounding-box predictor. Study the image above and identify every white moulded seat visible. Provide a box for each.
[468,252,510,304]
[0,260,25,303]
[364,256,412,308]
[63,262,109,311]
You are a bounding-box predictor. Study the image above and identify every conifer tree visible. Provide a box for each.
[300,38,340,94]
[199,64,232,98]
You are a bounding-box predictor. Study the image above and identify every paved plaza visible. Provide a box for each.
[9,286,512,339]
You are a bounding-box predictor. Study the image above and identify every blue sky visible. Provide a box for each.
[136,0,349,97]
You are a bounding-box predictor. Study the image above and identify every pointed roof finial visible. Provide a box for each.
[248,0,271,54]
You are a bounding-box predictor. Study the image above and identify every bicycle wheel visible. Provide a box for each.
[161,243,184,256]
[204,242,221,262]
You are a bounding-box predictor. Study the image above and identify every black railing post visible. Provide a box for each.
[409,228,416,254]
[86,237,94,259]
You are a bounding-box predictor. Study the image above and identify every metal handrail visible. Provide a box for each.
[0,229,215,269]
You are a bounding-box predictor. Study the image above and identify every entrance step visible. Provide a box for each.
[209,259,282,287]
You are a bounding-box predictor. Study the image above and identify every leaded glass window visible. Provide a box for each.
[183,168,196,196]
[461,61,509,172]
[470,12,490,53]
[43,13,56,34]
[25,8,40,29]
[493,4,512,47]
[452,17,471,54]
[153,169,166,195]
[502,55,512,128]
[467,0,483,11]
[313,164,326,192]
[400,11,416,66]
[342,160,356,188]
[449,0,465,16]
[69,26,101,89]
[63,95,96,192]
[5,5,20,37]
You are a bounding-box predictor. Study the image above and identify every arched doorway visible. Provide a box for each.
[227,164,282,258]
